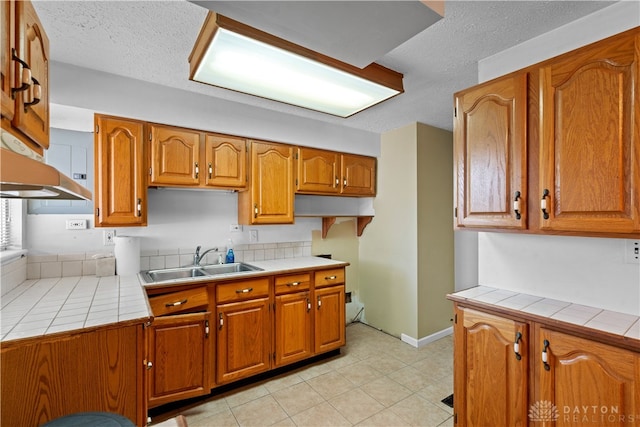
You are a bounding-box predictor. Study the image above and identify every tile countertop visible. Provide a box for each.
[448,286,640,345]
[1,257,349,343]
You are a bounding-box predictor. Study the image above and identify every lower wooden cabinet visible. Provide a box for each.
[314,284,346,353]
[147,312,211,408]
[453,303,640,427]
[274,273,313,367]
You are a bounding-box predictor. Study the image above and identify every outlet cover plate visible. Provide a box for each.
[625,240,640,264]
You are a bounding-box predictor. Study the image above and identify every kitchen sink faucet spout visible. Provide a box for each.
[194,245,219,266]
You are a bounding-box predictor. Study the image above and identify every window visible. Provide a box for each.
[1,198,10,250]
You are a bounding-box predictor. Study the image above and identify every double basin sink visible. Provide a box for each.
[140,262,263,284]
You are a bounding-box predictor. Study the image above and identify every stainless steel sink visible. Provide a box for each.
[141,262,262,284]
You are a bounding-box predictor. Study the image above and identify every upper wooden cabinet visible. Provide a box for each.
[538,30,640,234]
[296,148,377,197]
[453,73,527,229]
[204,133,247,188]
[149,124,201,186]
[1,0,50,152]
[94,114,147,227]
[341,154,376,196]
[238,140,295,225]
[454,27,640,237]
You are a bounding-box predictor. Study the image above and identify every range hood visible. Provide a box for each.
[0,147,92,201]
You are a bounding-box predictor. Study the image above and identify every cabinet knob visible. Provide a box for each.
[146,361,153,370]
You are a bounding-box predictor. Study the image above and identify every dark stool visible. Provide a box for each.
[41,412,135,427]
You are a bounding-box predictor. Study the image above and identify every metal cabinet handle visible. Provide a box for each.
[541,189,550,220]
[317,296,322,309]
[208,162,213,179]
[335,176,339,187]
[235,287,253,294]
[205,320,209,338]
[254,204,259,218]
[137,198,142,217]
[195,162,199,179]
[219,313,224,329]
[513,191,522,220]
[514,332,522,360]
[307,298,311,312]
[343,178,347,187]
[146,361,153,370]
[11,49,31,97]
[287,282,301,287]
[542,339,550,371]
[165,299,187,307]
[325,275,337,280]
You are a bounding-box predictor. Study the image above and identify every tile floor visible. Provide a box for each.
[152,322,454,427]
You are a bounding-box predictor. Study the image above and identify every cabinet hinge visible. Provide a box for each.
[295,178,298,186]
[295,152,298,160]
[454,207,457,218]
[454,313,457,324]
[149,167,152,176]
[149,132,152,141]
[454,107,457,118]
[95,124,99,133]
[96,208,100,217]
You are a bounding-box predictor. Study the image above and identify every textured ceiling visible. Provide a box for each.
[33,0,615,134]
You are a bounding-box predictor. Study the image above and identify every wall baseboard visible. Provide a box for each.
[401,326,453,348]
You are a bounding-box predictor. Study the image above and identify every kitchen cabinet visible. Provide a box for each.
[204,133,247,189]
[453,306,529,427]
[538,30,640,234]
[295,147,377,197]
[149,124,201,186]
[146,286,211,408]
[340,154,376,196]
[313,268,346,353]
[215,277,272,384]
[0,324,146,427]
[274,273,312,367]
[238,140,295,224]
[536,326,640,426]
[453,27,640,237]
[453,73,527,229]
[1,0,50,152]
[452,300,640,427]
[94,114,147,227]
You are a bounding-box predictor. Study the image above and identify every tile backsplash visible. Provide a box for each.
[22,241,312,280]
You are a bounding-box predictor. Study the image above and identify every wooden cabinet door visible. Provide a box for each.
[94,115,146,227]
[539,31,640,234]
[453,73,527,229]
[204,133,246,188]
[340,154,376,196]
[12,0,49,149]
[147,312,211,408]
[454,306,529,427]
[314,284,345,354]
[1,0,15,121]
[296,147,340,194]
[536,327,640,427]
[240,140,294,224]
[149,124,201,186]
[216,298,271,384]
[275,291,312,367]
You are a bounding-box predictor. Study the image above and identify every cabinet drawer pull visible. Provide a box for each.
[542,339,550,371]
[219,313,224,329]
[235,287,253,294]
[307,298,311,312]
[254,204,259,218]
[146,361,153,370]
[514,332,522,360]
[205,320,209,338]
[24,78,41,109]
[195,162,199,179]
[165,299,187,307]
[10,49,31,97]
[208,162,213,179]
[513,191,522,220]
[287,282,301,287]
[137,198,142,217]
[541,189,550,220]
[317,296,322,309]
[325,275,337,280]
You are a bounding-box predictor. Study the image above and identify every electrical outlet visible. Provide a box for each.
[66,219,87,230]
[625,240,640,264]
[103,230,115,246]
[229,224,242,232]
[250,229,258,243]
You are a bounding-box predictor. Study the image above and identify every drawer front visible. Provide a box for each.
[217,278,270,304]
[314,268,345,288]
[149,286,209,316]
[275,273,310,295]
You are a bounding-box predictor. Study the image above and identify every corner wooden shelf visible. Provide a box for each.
[321,216,373,239]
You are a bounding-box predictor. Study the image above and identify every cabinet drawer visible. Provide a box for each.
[148,286,208,316]
[314,268,345,288]
[217,278,270,304]
[275,273,310,295]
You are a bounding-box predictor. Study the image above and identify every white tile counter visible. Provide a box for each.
[1,256,349,343]
[449,286,640,342]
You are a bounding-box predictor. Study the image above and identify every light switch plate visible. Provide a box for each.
[66,219,87,230]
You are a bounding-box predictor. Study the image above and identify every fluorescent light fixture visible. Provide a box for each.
[189,12,404,118]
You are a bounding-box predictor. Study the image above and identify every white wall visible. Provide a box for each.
[27,62,380,255]
[476,2,640,315]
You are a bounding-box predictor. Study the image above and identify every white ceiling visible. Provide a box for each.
[33,0,616,134]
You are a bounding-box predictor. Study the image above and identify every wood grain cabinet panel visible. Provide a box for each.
[314,284,346,354]
[453,306,529,427]
[454,73,527,229]
[296,147,340,194]
[538,31,640,234]
[149,124,201,186]
[1,0,15,121]
[274,291,312,367]
[340,154,376,196]
[94,114,146,227]
[204,133,246,188]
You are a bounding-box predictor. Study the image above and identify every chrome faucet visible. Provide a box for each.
[193,245,218,266]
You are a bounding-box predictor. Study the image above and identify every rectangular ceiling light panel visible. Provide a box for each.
[189,13,404,118]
